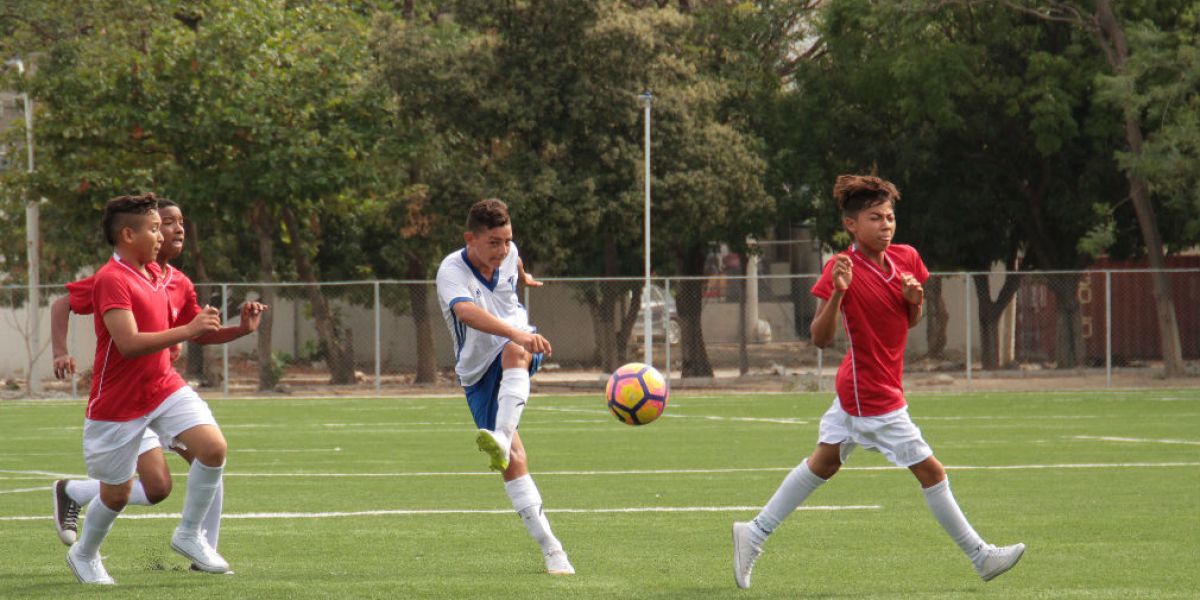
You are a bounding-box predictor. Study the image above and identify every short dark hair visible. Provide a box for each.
[102,193,159,245]
[466,198,510,233]
[156,198,179,211]
[833,175,900,216]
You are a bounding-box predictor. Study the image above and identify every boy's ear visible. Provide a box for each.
[842,215,857,234]
[463,231,475,244]
[119,226,135,245]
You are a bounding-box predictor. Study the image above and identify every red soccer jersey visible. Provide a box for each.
[67,264,199,326]
[86,257,187,421]
[811,244,930,417]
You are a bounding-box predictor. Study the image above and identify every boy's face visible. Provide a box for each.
[463,224,513,271]
[121,211,164,264]
[158,206,186,261]
[843,201,895,254]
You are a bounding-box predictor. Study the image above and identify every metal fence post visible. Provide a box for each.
[221,284,229,396]
[1105,270,1112,388]
[963,273,972,386]
[374,281,382,394]
[664,278,671,383]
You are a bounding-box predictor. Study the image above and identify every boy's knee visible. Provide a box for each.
[502,343,532,368]
[143,481,172,504]
[197,439,228,467]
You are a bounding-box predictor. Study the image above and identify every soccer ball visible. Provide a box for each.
[605,362,668,426]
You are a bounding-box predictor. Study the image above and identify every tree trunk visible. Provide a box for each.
[281,206,357,385]
[1046,273,1085,368]
[252,202,279,390]
[924,276,949,360]
[408,255,437,384]
[1094,0,1185,376]
[183,220,214,387]
[676,248,713,377]
[973,273,1021,370]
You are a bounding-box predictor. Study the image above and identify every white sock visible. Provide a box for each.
[751,459,826,538]
[505,474,562,554]
[923,478,986,560]
[65,479,100,505]
[179,460,224,534]
[495,368,530,447]
[127,480,152,506]
[75,499,121,559]
[202,479,224,548]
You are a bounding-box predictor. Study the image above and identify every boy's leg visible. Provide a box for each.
[67,480,130,585]
[733,444,840,589]
[69,420,144,584]
[476,345,540,472]
[56,433,171,545]
[912,457,1025,581]
[502,432,573,575]
[175,445,224,550]
[150,386,229,574]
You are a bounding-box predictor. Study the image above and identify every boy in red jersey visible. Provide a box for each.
[64,194,235,584]
[731,175,1025,589]
[50,198,265,570]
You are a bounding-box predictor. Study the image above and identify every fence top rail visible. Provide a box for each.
[3,267,1198,291]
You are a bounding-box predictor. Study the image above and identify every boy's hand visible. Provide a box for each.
[900,272,924,305]
[239,301,269,333]
[521,271,544,288]
[833,254,853,291]
[513,330,552,357]
[53,354,76,380]
[188,305,222,338]
[169,344,183,363]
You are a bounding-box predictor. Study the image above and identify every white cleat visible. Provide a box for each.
[974,542,1026,582]
[190,563,235,575]
[53,479,82,546]
[66,546,115,585]
[732,521,764,589]
[544,549,575,575]
[171,529,230,574]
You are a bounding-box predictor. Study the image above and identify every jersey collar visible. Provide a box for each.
[460,248,499,291]
[849,244,896,282]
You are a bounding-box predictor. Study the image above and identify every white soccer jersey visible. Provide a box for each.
[436,244,531,386]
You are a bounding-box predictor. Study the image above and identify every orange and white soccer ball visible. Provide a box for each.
[605,362,668,426]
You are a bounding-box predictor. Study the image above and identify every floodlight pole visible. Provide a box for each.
[639,90,653,366]
[7,57,40,393]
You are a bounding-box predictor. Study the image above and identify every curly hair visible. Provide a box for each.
[466,198,511,233]
[833,175,900,216]
[102,193,159,245]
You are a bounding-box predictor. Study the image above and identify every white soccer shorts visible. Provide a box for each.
[817,397,934,468]
[83,386,217,484]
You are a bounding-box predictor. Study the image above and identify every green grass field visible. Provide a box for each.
[2,389,1198,599]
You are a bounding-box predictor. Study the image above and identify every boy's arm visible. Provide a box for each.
[901,272,924,328]
[102,306,222,358]
[517,259,543,288]
[810,292,844,349]
[452,301,552,356]
[193,302,269,345]
[51,296,76,379]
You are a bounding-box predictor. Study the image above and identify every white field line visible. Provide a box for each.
[1073,435,1200,446]
[532,406,808,425]
[0,504,880,522]
[0,486,48,495]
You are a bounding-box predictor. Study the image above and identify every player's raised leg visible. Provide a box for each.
[911,457,1025,581]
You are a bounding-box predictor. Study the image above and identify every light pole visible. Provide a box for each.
[6,57,41,393]
[639,90,653,366]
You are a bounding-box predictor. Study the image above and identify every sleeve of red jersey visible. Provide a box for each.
[94,273,134,317]
[65,276,96,315]
[909,246,930,284]
[173,274,202,327]
[810,255,838,301]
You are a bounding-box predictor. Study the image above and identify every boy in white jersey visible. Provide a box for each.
[731,175,1024,589]
[435,198,573,575]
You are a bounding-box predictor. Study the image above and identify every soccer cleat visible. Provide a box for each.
[66,547,115,585]
[732,521,764,589]
[190,563,235,575]
[544,549,575,575]
[171,528,230,574]
[974,542,1026,582]
[53,479,82,546]
[475,429,510,472]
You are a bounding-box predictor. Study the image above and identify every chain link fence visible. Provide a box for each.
[3,268,1198,397]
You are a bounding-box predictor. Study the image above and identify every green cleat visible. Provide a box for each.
[475,429,510,472]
